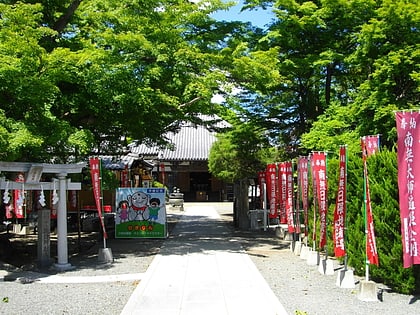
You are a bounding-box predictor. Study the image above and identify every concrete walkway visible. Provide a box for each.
[121,204,288,315]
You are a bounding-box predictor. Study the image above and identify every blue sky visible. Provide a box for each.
[210,1,274,29]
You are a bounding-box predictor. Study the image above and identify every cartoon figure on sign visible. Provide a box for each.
[148,197,161,223]
[128,190,150,221]
[117,200,130,223]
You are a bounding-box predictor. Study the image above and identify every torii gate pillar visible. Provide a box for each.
[55,173,72,271]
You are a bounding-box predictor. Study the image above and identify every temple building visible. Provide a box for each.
[101,116,233,202]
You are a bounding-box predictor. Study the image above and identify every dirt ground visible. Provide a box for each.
[0,210,181,271]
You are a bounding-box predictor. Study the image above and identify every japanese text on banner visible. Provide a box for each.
[312,152,328,248]
[396,112,420,268]
[333,146,347,257]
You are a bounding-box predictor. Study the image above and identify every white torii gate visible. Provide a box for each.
[0,162,83,271]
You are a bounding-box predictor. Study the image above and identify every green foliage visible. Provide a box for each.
[100,168,120,191]
[305,147,418,293]
[364,150,417,294]
[0,0,418,294]
[325,148,418,294]
[301,0,420,149]
[300,102,360,153]
[209,118,268,182]
[0,0,236,162]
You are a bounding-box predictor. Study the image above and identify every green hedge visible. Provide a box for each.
[307,149,419,294]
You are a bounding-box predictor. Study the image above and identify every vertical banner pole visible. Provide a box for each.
[361,137,369,281]
[301,157,309,246]
[99,158,107,249]
[363,160,369,281]
[344,145,349,271]
[263,182,267,231]
[310,155,317,250]
[89,157,108,249]
[325,152,329,259]
[295,159,301,241]
[361,136,380,280]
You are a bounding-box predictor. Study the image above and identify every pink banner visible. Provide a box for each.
[284,162,295,233]
[90,158,107,239]
[361,137,379,265]
[310,155,317,241]
[278,163,287,224]
[362,135,380,156]
[266,164,278,218]
[333,146,347,257]
[312,152,328,248]
[298,157,309,235]
[396,112,420,268]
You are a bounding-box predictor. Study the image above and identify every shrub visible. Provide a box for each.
[306,148,419,294]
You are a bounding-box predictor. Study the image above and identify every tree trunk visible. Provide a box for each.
[53,0,83,34]
[234,179,250,230]
[325,63,333,106]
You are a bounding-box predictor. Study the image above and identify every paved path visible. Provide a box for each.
[121,204,288,315]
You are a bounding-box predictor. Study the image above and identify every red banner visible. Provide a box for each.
[312,152,328,248]
[278,163,287,224]
[396,112,420,268]
[361,137,379,265]
[333,146,347,257]
[13,174,25,219]
[266,164,278,218]
[89,158,107,239]
[298,157,309,235]
[121,165,129,187]
[160,163,166,185]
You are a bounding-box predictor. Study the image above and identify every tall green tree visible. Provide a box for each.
[209,114,269,229]
[209,118,268,183]
[300,0,419,151]
[220,0,378,156]
[0,0,234,162]
[349,0,419,146]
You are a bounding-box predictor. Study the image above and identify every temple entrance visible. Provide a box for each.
[190,172,211,201]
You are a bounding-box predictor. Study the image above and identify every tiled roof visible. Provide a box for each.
[100,156,126,170]
[130,116,229,162]
[101,154,154,170]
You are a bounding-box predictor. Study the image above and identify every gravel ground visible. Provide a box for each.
[0,202,419,315]
[243,231,420,315]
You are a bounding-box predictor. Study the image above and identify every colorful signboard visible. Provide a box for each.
[115,188,167,238]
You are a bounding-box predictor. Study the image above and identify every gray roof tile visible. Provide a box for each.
[130,116,229,161]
